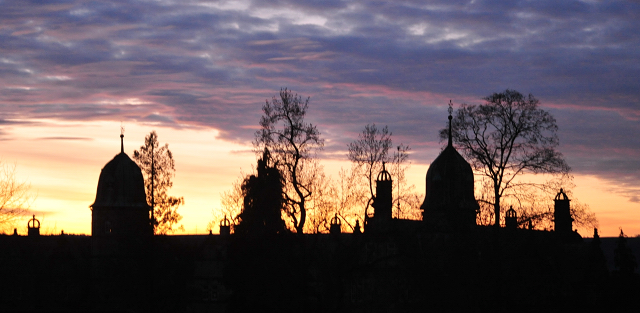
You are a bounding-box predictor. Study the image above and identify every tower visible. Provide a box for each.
[89,133,152,311]
[554,188,573,234]
[90,133,151,255]
[220,215,231,236]
[373,162,393,221]
[365,163,394,233]
[505,206,517,229]
[420,101,479,231]
[27,215,40,237]
[330,214,342,235]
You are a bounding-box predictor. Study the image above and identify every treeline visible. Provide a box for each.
[210,88,597,235]
[212,88,421,235]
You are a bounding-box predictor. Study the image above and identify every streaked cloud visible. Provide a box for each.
[35,136,93,141]
[0,0,639,204]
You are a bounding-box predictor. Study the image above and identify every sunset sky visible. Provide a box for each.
[1,0,638,237]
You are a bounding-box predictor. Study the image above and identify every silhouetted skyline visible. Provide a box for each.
[0,0,638,236]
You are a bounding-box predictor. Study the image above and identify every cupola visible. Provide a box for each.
[372,162,393,221]
[505,206,517,229]
[27,215,40,237]
[330,214,342,234]
[353,220,362,234]
[554,188,573,234]
[220,215,231,236]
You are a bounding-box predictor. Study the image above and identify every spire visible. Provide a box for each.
[120,125,125,154]
[447,100,453,147]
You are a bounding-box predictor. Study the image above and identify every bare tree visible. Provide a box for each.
[306,165,379,233]
[305,165,337,233]
[443,90,570,226]
[209,174,245,234]
[348,124,420,223]
[333,166,368,231]
[0,162,31,233]
[133,131,184,234]
[348,124,393,218]
[476,174,597,233]
[390,145,422,220]
[254,88,324,234]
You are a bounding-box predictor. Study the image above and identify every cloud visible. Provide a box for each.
[0,0,639,195]
[35,136,93,141]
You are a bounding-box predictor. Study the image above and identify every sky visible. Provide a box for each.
[1,0,638,237]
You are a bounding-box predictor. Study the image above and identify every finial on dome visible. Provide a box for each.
[120,124,125,154]
[447,100,453,147]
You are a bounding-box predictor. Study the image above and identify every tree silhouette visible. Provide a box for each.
[348,124,417,222]
[254,88,324,234]
[210,175,243,234]
[234,149,287,235]
[474,175,597,232]
[614,229,638,274]
[133,131,184,234]
[442,90,570,226]
[0,162,31,233]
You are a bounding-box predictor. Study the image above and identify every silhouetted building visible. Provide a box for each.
[366,163,397,233]
[505,206,517,229]
[219,215,231,236]
[27,214,40,237]
[554,188,573,233]
[91,134,151,245]
[330,214,342,234]
[89,134,153,311]
[372,162,393,221]
[3,114,640,313]
[420,106,479,231]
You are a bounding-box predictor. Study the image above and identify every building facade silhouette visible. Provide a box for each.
[1,118,639,312]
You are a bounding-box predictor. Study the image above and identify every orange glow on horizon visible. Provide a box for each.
[2,121,638,238]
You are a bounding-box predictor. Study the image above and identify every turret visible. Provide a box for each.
[505,206,517,229]
[27,215,40,237]
[554,188,573,234]
[330,214,342,235]
[365,163,394,233]
[372,162,393,221]
[91,133,151,256]
[89,132,154,312]
[220,215,231,236]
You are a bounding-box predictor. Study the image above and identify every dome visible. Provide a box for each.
[91,152,148,209]
[421,107,478,229]
[421,144,476,210]
[377,162,392,182]
[555,188,570,201]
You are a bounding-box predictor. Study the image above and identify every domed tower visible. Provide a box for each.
[373,162,393,221]
[420,102,479,231]
[505,206,518,229]
[90,133,153,311]
[27,215,40,237]
[365,163,394,233]
[90,133,151,248]
[554,188,573,234]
